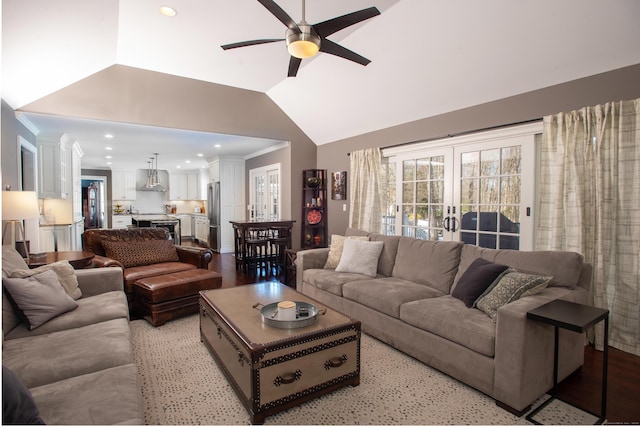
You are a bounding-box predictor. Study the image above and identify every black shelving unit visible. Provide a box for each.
[301,169,328,249]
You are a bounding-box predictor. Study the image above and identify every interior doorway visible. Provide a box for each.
[81,176,106,229]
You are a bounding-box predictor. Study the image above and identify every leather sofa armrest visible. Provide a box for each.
[176,246,214,269]
[493,286,589,413]
[92,254,124,269]
[75,267,125,297]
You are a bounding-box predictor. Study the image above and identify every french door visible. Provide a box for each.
[384,124,540,250]
[249,163,281,221]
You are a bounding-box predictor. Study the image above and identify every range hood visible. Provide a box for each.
[138,153,167,192]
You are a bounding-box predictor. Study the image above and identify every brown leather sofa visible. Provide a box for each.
[82,228,214,315]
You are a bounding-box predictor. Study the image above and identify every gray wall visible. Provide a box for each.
[318,64,640,236]
[1,100,37,191]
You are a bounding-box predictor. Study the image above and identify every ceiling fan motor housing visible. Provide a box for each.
[286,24,320,58]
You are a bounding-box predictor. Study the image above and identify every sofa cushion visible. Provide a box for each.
[2,245,29,275]
[453,244,583,289]
[10,260,82,300]
[475,271,552,322]
[324,234,369,269]
[102,239,179,268]
[4,291,129,340]
[2,291,21,336]
[302,269,374,296]
[369,234,402,277]
[400,296,497,357]
[451,258,509,307]
[2,270,79,330]
[391,237,463,294]
[2,318,133,388]
[30,364,143,425]
[335,239,384,277]
[2,366,45,425]
[343,277,444,318]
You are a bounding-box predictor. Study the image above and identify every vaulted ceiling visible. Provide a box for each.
[3,0,640,169]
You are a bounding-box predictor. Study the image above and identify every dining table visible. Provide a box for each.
[229,220,295,273]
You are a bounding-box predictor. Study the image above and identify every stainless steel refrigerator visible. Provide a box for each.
[207,182,221,252]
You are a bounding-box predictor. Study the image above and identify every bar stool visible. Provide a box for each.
[233,226,247,273]
[245,228,270,276]
[269,226,291,274]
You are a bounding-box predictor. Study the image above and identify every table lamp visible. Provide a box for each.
[2,191,40,258]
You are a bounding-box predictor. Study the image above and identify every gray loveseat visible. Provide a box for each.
[296,229,591,414]
[2,245,144,424]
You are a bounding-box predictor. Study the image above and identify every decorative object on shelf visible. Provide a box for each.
[306,209,322,225]
[306,177,321,188]
[302,169,328,249]
[332,171,347,200]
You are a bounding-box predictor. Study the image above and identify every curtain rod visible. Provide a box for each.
[346,118,542,156]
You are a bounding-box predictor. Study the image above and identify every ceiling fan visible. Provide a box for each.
[221,0,380,77]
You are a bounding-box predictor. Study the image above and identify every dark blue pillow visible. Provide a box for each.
[451,258,509,308]
[2,366,45,424]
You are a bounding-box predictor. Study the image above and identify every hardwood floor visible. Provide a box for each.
[202,247,640,423]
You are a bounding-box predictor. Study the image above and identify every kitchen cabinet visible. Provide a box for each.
[112,170,137,200]
[177,214,192,238]
[39,225,72,252]
[71,219,84,251]
[38,139,67,199]
[169,171,201,200]
[112,215,132,229]
[194,216,209,244]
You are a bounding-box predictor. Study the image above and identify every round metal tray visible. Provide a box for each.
[253,301,326,329]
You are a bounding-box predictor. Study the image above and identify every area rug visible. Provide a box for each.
[130,314,596,425]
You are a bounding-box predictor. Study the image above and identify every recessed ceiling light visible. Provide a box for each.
[105,134,114,139]
[105,146,113,150]
[197,153,204,157]
[160,6,177,17]
[176,165,181,169]
[106,155,112,159]
[185,160,191,164]
[214,144,221,148]
[107,162,112,165]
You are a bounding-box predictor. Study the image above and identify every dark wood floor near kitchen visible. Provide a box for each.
[198,245,639,423]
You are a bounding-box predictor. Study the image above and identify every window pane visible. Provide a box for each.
[461,232,476,245]
[480,149,500,177]
[431,156,445,179]
[416,182,429,203]
[460,206,477,231]
[403,160,415,181]
[402,183,414,203]
[480,177,499,204]
[402,205,414,226]
[430,205,444,228]
[460,178,477,204]
[479,206,499,232]
[430,180,444,204]
[501,146,521,175]
[499,235,520,250]
[500,206,520,232]
[416,158,429,180]
[500,176,520,204]
[478,233,497,249]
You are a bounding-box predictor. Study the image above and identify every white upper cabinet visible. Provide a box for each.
[38,139,67,199]
[112,170,137,200]
[169,171,204,200]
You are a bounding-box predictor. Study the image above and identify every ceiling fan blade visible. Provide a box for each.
[313,7,380,38]
[257,0,300,30]
[221,39,284,50]
[288,56,302,77]
[319,39,371,66]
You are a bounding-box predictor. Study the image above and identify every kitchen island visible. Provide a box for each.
[131,214,181,245]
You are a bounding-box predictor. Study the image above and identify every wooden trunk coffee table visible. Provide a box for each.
[199,282,361,424]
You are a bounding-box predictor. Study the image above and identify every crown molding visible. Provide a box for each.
[15,112,40,135]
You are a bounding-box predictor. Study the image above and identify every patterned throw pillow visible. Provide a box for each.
[102,240,179,268]
[475,271,552,322]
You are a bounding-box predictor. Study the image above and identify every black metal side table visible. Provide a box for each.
[526,299,609,425]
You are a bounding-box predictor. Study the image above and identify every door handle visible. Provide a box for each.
[444,217,450,232]
[451,217,458,232]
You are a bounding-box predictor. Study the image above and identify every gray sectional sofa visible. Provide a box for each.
[296,229,592,415]
[2,245,144,424]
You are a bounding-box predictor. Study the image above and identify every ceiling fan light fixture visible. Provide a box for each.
[286,25,320,59]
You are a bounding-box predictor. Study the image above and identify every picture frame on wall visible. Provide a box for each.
[331,171,347,200]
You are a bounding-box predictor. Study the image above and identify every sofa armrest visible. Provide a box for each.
[295,248,330,291]
[75,267,125,297]
[176,246,214,269]
[91,254,124,269]
[493,285,589,412]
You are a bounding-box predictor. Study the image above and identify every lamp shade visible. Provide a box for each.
[2,191,40,221]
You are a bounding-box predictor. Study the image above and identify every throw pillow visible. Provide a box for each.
[451,258,509,307]
[335,239,384,277]
[2,366,45,424]
[102,239,179,268]
[475,271,552,322]
[324,235,369,269]
[10,260,82,300]
[2,269,79,330]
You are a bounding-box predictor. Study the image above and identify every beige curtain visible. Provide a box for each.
[537,98,640,356]
[349,148,383,233]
